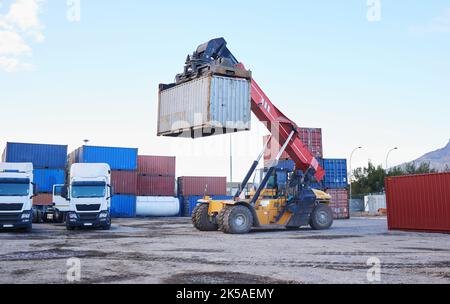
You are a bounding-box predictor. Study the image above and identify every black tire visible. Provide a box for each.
[192,204,218,231]
[217,208,228,232]
[310,204,334,230]
[101,218,111,230]
[101,223,111,230]
[21,225,32,233]
[222,205,253,234]
[36,210,43,224]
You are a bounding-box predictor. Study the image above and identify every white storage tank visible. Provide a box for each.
[157,74,251,139]
[136,196,180,217]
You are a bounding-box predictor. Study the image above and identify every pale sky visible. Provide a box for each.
[1,0,449,182]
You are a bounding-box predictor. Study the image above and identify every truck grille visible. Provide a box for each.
[0,204,24,211]
[0,213,21,224]
[76,204,101,212]
[78,213,99,221]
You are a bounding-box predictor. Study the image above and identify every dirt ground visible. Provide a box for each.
[0,217,449,284]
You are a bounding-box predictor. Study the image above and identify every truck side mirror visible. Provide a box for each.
[61,185,69,200]
[107,185,114,200]
[31,183,38,198]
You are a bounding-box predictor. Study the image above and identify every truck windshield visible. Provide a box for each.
[0,179,30,197]
[71,182,106,198]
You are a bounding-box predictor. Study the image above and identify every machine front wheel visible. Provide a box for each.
[192,204,219,231]
[221,205,253,234]
[310,204,334,230]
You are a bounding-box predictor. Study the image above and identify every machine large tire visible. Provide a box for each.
[192,204,218,231]
[310,204,334,230]
[222,205,253,234]
[217,208,228,232]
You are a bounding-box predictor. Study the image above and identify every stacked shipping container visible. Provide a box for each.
[137,156,176,196]
[2,142,67,207]
[178,176,228,217]
[319,159,348,189]
[136,155,177,217]
[263,128,323,163]
[262,130,350,219]
[326,189,350,220]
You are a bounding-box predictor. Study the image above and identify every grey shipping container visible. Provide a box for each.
[158,74,251,139]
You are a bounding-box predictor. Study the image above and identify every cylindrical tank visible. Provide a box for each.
[136,196,180,217]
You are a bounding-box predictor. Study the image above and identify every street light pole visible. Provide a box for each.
[386,147,399,172]
[349,147,363,201]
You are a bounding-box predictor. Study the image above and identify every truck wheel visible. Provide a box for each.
[222,205,253,234]
[36,210,43,224]
[101,224,111,230]
[101,219,111,230]
[22,225,32,233]
[310,204,334,230]
[192,204,218,231]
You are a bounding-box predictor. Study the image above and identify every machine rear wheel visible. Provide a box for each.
[310,204,334,230]
[222,205,253,234]
[217,208,228,232]
[192,204,218,231]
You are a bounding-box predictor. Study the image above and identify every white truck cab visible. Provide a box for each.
[63,163,112,230]
[0,163,36,232]
[47,184,70,223]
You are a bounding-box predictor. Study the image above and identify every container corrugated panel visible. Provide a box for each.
[264,129,323,161]
[110,195,136,218]
[264,159,296,171]
[33,169,65,193]
[320,159,348,189]
[326,188,350,220]
[111,171,137,195]
[182,195,233,217]
[75,146,138,171]
[33,194,53,206]
[3,142,68,169]
[158,75,251,138]
[137,175,175,196]
[298,128,323,158]
[138,155,176,175]
[178,176,227,196]
[386,173,450,233]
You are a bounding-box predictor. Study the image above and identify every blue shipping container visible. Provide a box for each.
[33,169,65,193]
[264,159,295,171]
[75,146,138,171]
[319,159,348,189]
[111,195,136,218]
[3,142,68,169]
[183,195,233,217]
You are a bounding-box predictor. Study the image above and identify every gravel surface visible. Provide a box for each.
[0,217,449,284]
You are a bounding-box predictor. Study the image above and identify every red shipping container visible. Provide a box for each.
[178,176,227,196]
[386,173,450,233]
[111,171,137,195]
[264,128,323,161]
[137,175,175,196]
[138,155,176,176]
[33,194,53,206]
[326,188,350,220]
